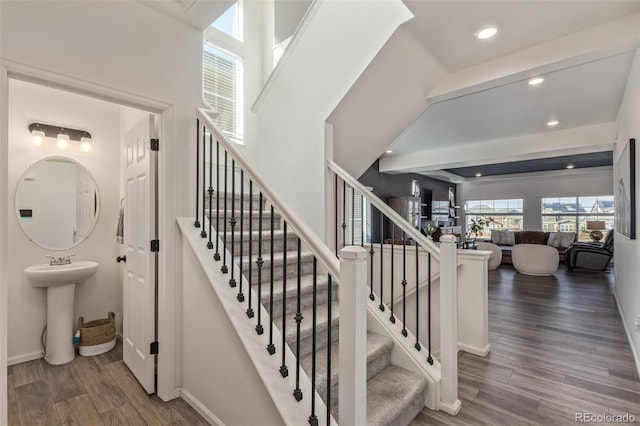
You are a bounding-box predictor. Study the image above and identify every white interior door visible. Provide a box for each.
[123,114,157,394]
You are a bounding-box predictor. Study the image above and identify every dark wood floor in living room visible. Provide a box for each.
[413,264,640,425]
[7,341,208,426]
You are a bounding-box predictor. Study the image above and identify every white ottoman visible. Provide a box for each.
[511,244,559,276]
[476,242,502,270]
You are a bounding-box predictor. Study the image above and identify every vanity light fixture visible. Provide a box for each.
[528,76,545,86]
[475,25,498,40]
[57,129,70,149]
[27,123,92,152]
[31,124,45,146]
[80,133,92,152]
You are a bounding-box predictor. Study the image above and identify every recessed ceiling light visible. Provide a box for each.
[528,77,545,86]
[475,172,482,177]
[386,149,393,154]
[566,164,575,169]
[475,26,498,40]
[547,120,559,127]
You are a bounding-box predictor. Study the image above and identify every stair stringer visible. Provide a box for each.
[178,217,336,426]
[366,298,442,411]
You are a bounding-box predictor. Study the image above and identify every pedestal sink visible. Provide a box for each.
[24,261,99,365]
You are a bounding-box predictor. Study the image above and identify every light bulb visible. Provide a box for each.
[80,135,92,152]
[32,129,45,146]
[57,130,70,149]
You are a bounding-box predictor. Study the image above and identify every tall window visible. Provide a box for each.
[465,199,523,238]
[203,1,243,142]
[541,196,614,241]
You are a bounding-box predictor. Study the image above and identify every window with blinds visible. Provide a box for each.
[203,42,242,141]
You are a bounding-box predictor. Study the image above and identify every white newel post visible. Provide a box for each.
[339,246,368,426]
[439,235,462,415]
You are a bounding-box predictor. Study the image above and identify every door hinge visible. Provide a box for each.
[150,341,159,355]
[150,138,159,151]
[151,240,160,252]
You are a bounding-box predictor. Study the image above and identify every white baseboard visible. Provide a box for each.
[180,388,225,426]
[613,291,640,380]
[458,343,491,357]
[8,351,43,366]
[439,398,462,415]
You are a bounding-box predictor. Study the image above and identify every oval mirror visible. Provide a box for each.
[15,156,100,250]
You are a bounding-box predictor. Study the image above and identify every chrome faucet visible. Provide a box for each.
[45,253,75,266]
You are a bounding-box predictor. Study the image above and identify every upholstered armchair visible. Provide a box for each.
[564,229,614,271]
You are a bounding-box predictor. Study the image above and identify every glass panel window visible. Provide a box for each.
[541,196,614,241]
[203,43,243,141]
[211,2,240,40]
[465,199,524,237]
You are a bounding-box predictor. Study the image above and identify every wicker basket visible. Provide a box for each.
[78,312,116,347]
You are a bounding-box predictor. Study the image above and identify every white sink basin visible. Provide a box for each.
[24,260,99,365]
[24,261,99,287]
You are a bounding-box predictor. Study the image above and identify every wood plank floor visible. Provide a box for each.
[413,264,640,425]
[7,341,209,426]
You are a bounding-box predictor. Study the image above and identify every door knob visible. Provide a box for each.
[116,255,127,263]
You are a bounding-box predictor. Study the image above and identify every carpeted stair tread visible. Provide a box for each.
[284,301,340,357]
[259,274,337,319]
[366,365,428,426]
[300,332,394,407]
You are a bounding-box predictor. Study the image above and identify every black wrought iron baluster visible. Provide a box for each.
[326,274,332,425]
[221,151,229,273]
[390,223,396,324]
[415,243,421,351]
[194,119,200,228]
[267,205,276,355]
[246,181,254,318]
[256,192,264,335]
[379,215,384,311]
[229,161,237,286]
[334,175,338,258]
[341,180,346,248]
[351,188,355,245]
[237,170,245,302]
[361,194,364,247]
[309,257,318,426]
[401,231,408,337]
[369,231,375,301]
[214,142,221,261]
[207,133,213,249]
[200,126,207,239]
[280,221,288,377]
[427,252,433,365]
[293,237,303,402]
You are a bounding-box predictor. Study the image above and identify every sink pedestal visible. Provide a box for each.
[45,282,76,365]
[24,260,99,365]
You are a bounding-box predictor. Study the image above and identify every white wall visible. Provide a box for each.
[458,169,614,231]
[614,48,640,376]
[329,26,447,179]
[254,0,412,239]
[7,79,122,364]
[1,0,202,401]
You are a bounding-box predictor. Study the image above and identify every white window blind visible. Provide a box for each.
[203,42,242,141]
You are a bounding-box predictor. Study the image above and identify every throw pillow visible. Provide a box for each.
[548,232,576,248]
[491,230,502,244]
[501,231,515,246]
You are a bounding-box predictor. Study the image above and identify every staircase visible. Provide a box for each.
[211,199,429,424]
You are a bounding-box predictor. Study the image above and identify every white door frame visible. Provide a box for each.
[0,60,181,424]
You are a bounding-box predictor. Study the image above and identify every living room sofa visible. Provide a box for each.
[490,230,576,264]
